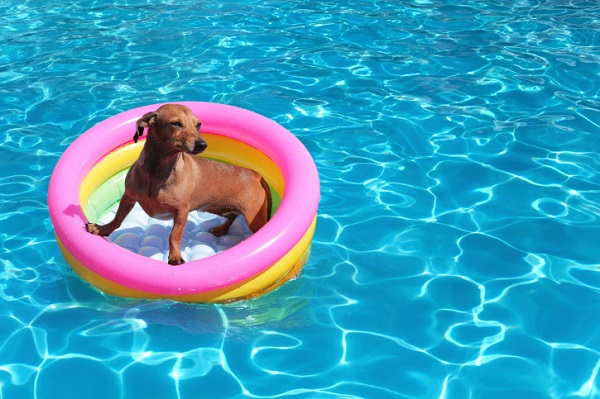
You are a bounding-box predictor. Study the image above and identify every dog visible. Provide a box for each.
[85,104,272,265]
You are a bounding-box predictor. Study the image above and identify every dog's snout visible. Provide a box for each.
[193,140,207,154]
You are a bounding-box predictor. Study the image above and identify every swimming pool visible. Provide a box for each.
[1,0,599,397]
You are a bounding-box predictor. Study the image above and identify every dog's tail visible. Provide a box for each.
[260,178,273,221]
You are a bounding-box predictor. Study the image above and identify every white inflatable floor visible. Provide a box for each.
[98,203,253,262]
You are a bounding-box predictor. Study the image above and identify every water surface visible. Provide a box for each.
[1,0,599,398]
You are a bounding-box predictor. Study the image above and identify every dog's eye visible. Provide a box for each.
[170,121,183,128]
[196,123,201,131]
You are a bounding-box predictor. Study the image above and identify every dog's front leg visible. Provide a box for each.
[168,209,189,265]
[85,193,136,236]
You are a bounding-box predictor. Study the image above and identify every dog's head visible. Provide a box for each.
[134,104,207,155]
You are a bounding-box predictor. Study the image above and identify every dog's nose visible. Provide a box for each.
[193,140,207,154]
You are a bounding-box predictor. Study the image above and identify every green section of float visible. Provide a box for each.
[84,168,282,224]
[84,170,127,222]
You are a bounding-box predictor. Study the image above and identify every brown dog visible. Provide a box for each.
[85,104,272,265]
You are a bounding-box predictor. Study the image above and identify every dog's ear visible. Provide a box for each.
[134,111,158,143]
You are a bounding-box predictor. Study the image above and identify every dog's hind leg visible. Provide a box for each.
[245,183,271,234]
[209,213,237,237]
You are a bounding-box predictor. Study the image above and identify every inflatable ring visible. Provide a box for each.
[48,102,319,303]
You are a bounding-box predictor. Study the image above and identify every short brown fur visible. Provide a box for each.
[85,104,272,265]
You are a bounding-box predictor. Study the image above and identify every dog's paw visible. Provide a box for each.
[85,223,101,235]
[85,222,113,236]
[168,256,186,266]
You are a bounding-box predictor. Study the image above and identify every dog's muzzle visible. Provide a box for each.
[192,140,208,154]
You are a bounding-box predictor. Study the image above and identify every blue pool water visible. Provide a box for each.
[1,0,599,397]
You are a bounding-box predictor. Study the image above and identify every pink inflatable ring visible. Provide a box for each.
[48,102,319,302]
